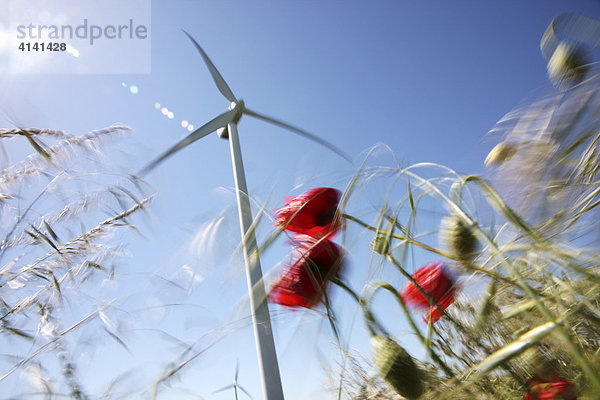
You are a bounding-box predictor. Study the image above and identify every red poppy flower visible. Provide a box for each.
[399,261,456,323]
[523,375,577,400]
[268,235,343,309]
[274,187,341,238]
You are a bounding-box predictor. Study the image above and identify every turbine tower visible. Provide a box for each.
[141,31,350,400]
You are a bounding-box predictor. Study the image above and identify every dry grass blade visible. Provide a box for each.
[24,135,51,161]
[463,321,558,383]
[0,128,72,140]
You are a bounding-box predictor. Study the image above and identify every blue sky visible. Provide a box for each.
[2,1,600,399]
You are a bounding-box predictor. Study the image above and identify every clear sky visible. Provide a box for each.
[2,1,600,399]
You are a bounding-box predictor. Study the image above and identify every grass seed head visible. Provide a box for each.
[485,142,518,166]
[371,235,391,255]
[547,41,590,89]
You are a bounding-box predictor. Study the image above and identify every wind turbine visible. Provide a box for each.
[213,361,253,400]
[140,31,350,400]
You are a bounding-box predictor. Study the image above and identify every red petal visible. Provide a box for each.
[275,187,341,238]
[399,261,457,323]
[524,375,576,400]
[268,237,343,309]
[425,295,456,323]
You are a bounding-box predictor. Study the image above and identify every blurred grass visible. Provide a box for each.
[331,66,600,399]
[0,126,152,398]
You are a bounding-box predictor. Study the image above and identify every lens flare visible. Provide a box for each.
[66,45,80,58]
[152,101,194,130]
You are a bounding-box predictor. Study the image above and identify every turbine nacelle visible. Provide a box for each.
[217,126,229,139]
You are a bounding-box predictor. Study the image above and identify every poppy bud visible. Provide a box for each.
[440,215,478,265]
[485,142,518,166]
[547,41,589,89]
[371,335,424,399]
[371,235,391,255]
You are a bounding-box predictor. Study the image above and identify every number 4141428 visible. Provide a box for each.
[18,42,67,51]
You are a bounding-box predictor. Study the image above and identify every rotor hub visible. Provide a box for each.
[230,99,244,123]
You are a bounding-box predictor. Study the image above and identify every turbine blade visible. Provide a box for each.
[213,384,235,394]
[183,30,237,103]
[139,109,236,176]
[238,385,254,400]
[244,108,352,163]
[235,360,239,381]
